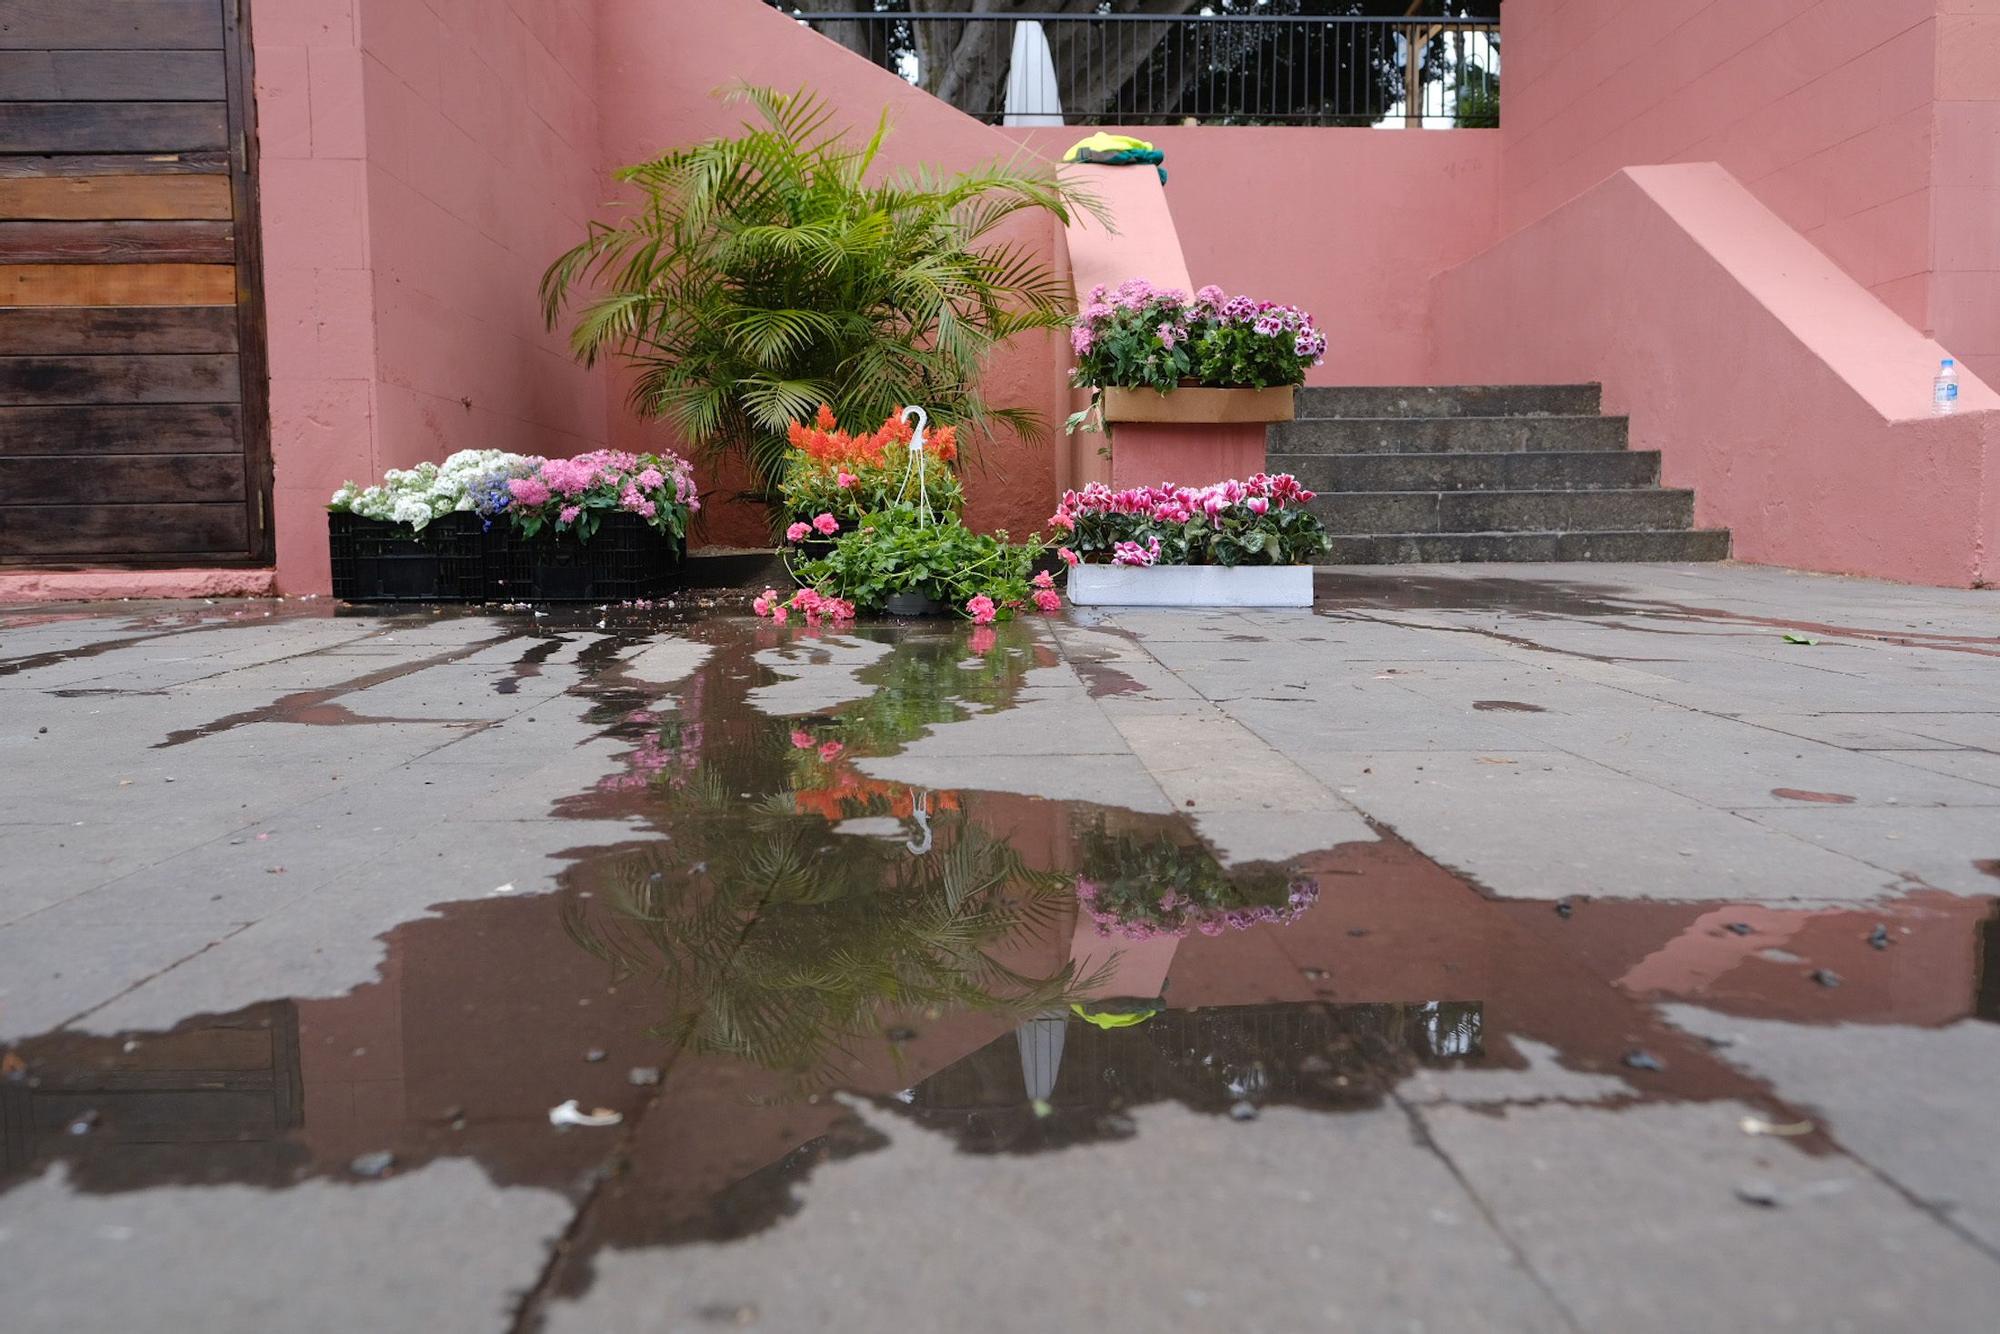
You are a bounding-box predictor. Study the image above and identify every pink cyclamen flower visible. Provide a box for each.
[818,741,844,762]
[966,595,997,625]
[790,729,814,750]
[1032,588,1062,615]
[558,505,582,525]
[786,521,811,543]
[836,471,858,489]
[1058,546,1079,566]
[812,512,839,536]
[1032,569,1055,590]
[1245,496,1269,515]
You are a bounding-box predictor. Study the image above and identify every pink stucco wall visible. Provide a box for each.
[1005,125,1502,386]
[1501,0,1998,387]
[1432,164,2000,587]
[253,0,616,593]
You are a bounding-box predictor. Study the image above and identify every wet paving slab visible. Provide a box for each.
[3,564,2000,1331]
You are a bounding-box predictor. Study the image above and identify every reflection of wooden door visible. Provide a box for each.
[0,0,271,566]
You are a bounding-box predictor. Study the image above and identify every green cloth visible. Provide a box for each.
[1061,132,1167,185]
[1071,999,1163,1030]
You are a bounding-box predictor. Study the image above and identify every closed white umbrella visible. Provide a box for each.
[1003,20,1063,126]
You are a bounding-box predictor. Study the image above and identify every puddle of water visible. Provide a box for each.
[4,612,1997,1315]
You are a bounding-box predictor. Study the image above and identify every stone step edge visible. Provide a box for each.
[1280,413,1628,426]
[1301,487,1693,500]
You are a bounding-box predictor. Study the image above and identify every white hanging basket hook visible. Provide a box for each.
[897,404,934,525]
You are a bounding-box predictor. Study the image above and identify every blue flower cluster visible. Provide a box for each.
[467,470,515,528]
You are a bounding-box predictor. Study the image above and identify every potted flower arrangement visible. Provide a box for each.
[758,504,1063,621]
[776,405,965,556]
[327,449,536,601]
[1073,819,1320,942]
[1070,280,1325,428]
[1049,473,1329,607]
[497,448,700,602]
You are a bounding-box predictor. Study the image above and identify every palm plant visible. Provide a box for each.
[540,85,1104,493]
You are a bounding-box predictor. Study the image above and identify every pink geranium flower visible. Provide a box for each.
[1058,546,1079,566]
[752,587,778,617]
[1032,588,1062,614]
[812,512,839,536]
[786,521,811,543]
[1032,569,1055,590]
[818,741,844,761]
[836,471,858,489]
[770,605,789,625]
[966,594,997,625]
[790,729,814,749]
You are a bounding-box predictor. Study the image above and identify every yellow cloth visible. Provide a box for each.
[1061,132,1158,162]
[1071,1001,1159,1030]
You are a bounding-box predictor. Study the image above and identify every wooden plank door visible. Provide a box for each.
[0,0,271,566]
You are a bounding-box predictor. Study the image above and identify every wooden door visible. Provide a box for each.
[0,0,271,566]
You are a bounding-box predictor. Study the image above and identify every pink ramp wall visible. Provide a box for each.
[1501,0,1998,387]
[1431,163,2000,588]
[594,0,1071,548]
[1005,126,1502,386]
[253,0,617,593]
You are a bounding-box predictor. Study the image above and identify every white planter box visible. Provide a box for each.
[1067,563,1315,608]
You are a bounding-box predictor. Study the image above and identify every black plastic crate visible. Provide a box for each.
[494,512,685,602]
[328,512,487,602]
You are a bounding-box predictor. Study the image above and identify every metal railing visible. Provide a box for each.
[776,11,1499,129]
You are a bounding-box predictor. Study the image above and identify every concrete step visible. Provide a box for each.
[1277,450,1660,493]
[1270,414,1628,455]
[1309,488,1697,535]
[1296,384,1601,419]
[1323,529,1732,564]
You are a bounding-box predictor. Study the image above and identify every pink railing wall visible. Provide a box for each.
[1501,0,1999,389]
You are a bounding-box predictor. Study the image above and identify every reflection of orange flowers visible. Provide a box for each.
[791,757,962,822]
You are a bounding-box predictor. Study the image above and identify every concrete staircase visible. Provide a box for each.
[1271,385,1731,563]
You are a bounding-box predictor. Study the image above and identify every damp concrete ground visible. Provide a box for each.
[2,561,1999,1333]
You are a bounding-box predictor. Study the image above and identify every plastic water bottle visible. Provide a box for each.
[1933,357,1959,414]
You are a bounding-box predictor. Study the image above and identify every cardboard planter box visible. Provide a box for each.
[1101,385,1296,425]
[1067,563,1314,608]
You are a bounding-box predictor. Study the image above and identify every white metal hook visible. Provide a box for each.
[906,789,933,855]
[898,404,933,526]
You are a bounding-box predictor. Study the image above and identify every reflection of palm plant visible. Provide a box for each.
[539,85,1102,490]
[563,766,1100,1083]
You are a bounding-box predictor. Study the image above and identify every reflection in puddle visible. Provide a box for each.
[3,614,1997,1311]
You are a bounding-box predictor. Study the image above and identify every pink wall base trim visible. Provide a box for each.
[0,568,279,605]
[1430,163,1998,588]
[1107,423,1268,492]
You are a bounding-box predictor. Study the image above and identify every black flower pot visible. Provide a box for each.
[883,592,947,617]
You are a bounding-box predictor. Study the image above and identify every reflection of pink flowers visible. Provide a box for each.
[966,594,997,625]
[791,729,814,749]
[836,471,858,489]
[1032,588,1062,614]
[968,626,998,655]
[812,512,839,536]
[818,741,844,761]
[785,521,811,543]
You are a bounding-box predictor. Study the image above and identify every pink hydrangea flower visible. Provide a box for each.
[966,594,997,625]
[636,467,664,491]
[786,521,811,543]
[812,512,839,536]
[558,505,581,525]
[508,477,551,508]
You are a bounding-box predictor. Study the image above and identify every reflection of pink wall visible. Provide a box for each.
[253,0,617,593]
[1005,126,1503,386]
[596,0,1071,546]
[1432,164,2000,587]
[1501,0,1998,387]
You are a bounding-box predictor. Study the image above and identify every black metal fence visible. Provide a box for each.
[777,11,1500,128]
